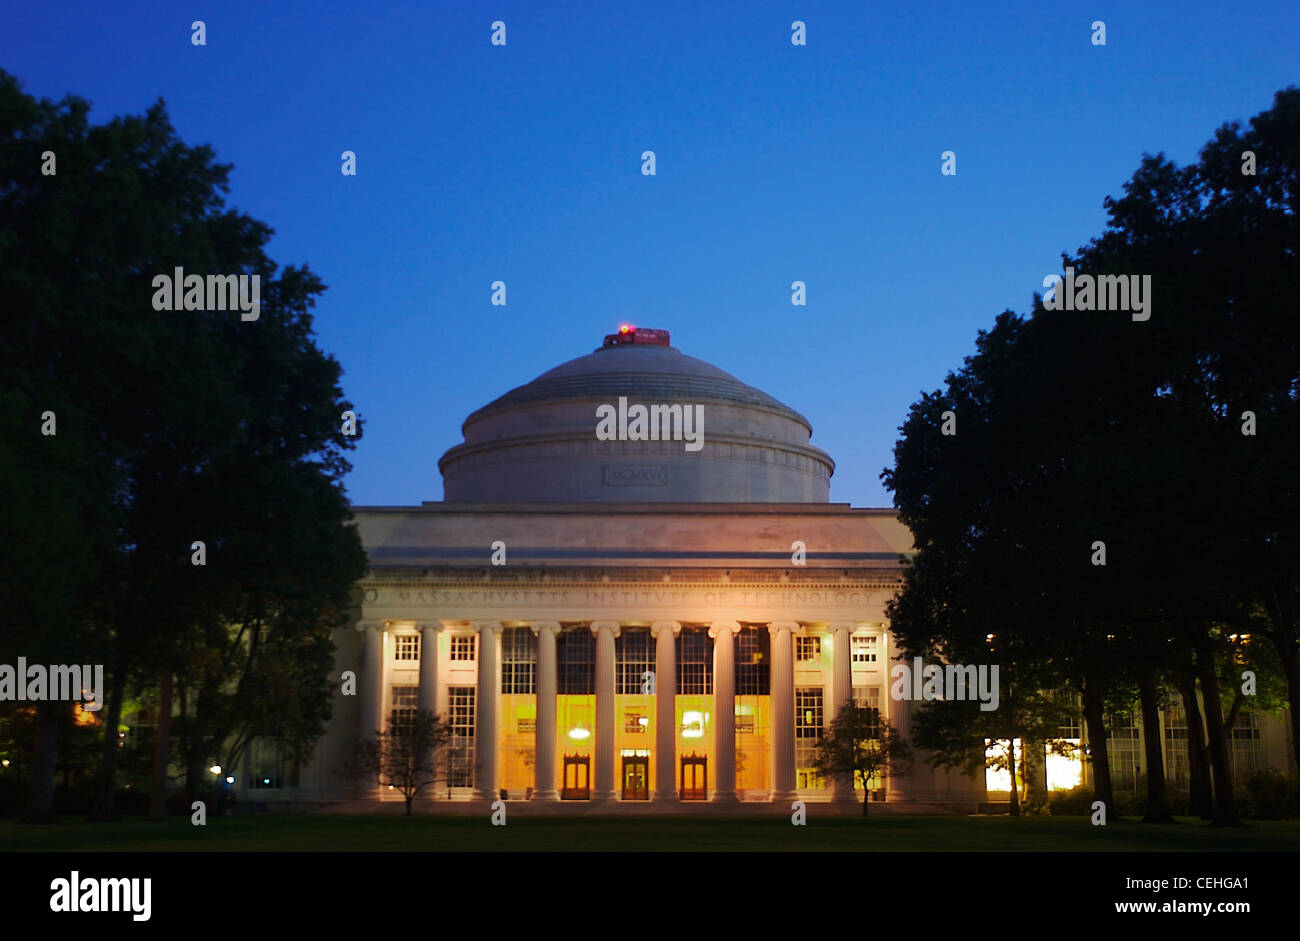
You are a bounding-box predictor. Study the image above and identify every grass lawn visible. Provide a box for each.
[3,814,1299,852]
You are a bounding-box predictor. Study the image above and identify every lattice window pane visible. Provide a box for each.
[389,685,418,737]
[450,635,477,662]
[850,634,876,663]
[796,636,821,662]
[616,628,654,694]
[448,686,476,787]
[394,634,420,662]
[558,628,595,695]
[501,627,536,694]
[735,627,770,695]
[676,630,713,695]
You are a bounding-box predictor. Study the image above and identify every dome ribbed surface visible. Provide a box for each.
[465,343,809,429]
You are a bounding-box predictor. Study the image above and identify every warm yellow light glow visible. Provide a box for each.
[1046,741,1082,791]
[568,727,590,740]
[682,711,704,738]
[638,717,649,727]
[209,764,222,775]
[983,739,1021,792]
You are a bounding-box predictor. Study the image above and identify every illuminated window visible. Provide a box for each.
[850,634,876,663]
[501,627,536,694]
[447,686,476,787]
[558,628,595,695]
[1106,711,1141,788]
[1164,706,1188,788]
[616,628,653,694]
[676,630,713,695]
[735,627,770,695]
[450,635,476,662]
[394,634,420,661]
[795,689,824,789]
[1227,712,1261,784]
[796,636,821,662]
[389,685,417,737]
[853,686,881,736]
[796,687,824,740]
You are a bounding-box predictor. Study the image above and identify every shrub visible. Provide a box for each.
[1240,768,1299,820]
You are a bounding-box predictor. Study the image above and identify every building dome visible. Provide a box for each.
[438,328,835,502]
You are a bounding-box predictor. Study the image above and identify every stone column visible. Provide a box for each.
[531,621,561,801]
[710,620,740,801]
[651,620,680,800]
[473,621,502,801]
[768,621,798,801]
[417,622,442,799]
[830,622,855,802]
[357,620,387,798]
[591,620,620,800]
[882,627,912,800]
[417,623,442,716]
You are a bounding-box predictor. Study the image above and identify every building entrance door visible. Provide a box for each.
[680,752,708,800]
[561,754,590,799]
[622,755,649,800]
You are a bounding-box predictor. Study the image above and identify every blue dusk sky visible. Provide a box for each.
[4,1,1297,507]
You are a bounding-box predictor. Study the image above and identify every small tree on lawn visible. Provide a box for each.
[343,709,450,815]
[811,703,911,817]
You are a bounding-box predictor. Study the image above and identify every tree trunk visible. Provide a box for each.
[23,700,59,824]
[1007,738,1020,816]
[149,668,173,820]
[1270,628,1300,781]
[1194,631,1241,826]
[1138,671,1173,823]
[1261,585,1300,781]
[1177,672,1213,818]
[1082,674,1115,818]
[90,651,129,821]
[862,786,869,817]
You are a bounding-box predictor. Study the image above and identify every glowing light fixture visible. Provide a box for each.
[225,776,235,784]
[638,717,649,727]
[682,711,704,738]
[209,764,222,775]
[620,324,631,334]
[568,726,591,740]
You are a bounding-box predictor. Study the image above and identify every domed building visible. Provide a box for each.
[279,328,987,808]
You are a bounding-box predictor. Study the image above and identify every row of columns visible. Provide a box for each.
[357,617,884,802]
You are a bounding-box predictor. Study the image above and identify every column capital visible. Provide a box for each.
[530,620,562,636]
[473,620,503,634]
[650,620,681,638]
[767,620,799,635]
[355,619,388,633]
[415,621,444,634]
[828,621,856,635]
[589,619,621,638]
[707,620,742,638]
